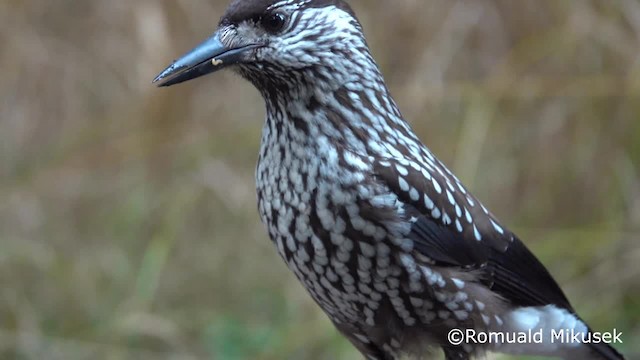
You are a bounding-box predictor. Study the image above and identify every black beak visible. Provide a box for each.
[153,31,260,87]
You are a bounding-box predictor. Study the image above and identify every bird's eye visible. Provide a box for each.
[261,12,287,33]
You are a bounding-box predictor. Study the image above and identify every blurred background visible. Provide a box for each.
[0,0,638,359]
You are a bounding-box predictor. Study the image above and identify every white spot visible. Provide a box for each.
[330,233,345,246]
[351,216,366,231]
[446,190,455,205]
[358,283,372,295]
[409,161,421,171]
[454,310,469,320]
[442,211,452,225]
[491,219,505,234]
[400,254,416,273]
[376,268,389,278]
[455,219,463,233]
[354,333,370,344]
[376,243,390,256]
[424,195,435,210]
[420,168,432,180]
[473,224,482,241]
[409,187,420,201]
[365,312,375,326]
[398,177,410,192]
[403,316,416,326]
[475,300,486,311]
[359,242,376,257]
[465,208,473,223]
[432,178,442,194]
[358,255,373,271]
[344,152,369,170]
[312,263,324,274]
[467,196,476,207]
[438,310,450,319]
[286,236,297,252]
[325,268,338,282]
[342,273,355,285]
[298,246,311,262]
[422,267,443,286]
[464,302,473,311]
[410,297,423,307]
[447,182,456,192]
[423,311,437,322]
[452,278,465,289]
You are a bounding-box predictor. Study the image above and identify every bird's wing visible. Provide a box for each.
[372,155,574,311]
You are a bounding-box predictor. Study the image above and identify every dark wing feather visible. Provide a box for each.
[374,156,574,311]
[408,212,490,266]
[486,234,573,310]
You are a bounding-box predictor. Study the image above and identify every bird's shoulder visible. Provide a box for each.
[366,152,573,310]
[370,153,514,257]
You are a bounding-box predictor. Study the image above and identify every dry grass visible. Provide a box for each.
[0,0,638,359]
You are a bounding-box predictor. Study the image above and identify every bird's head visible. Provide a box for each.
[153,0,369,93]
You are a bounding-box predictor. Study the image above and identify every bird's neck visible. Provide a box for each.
[257,65,421,159]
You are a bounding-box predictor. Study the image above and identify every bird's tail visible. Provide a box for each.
[563,322,625,360]
[587,339,625,360]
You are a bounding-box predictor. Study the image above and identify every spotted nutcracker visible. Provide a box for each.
[153,1,625,359]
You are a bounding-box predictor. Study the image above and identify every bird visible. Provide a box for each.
[153,1,625,359]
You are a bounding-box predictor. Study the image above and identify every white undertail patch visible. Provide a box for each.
[491,305,593,358]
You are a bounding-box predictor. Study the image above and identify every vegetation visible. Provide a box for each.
[0,0,637,359]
